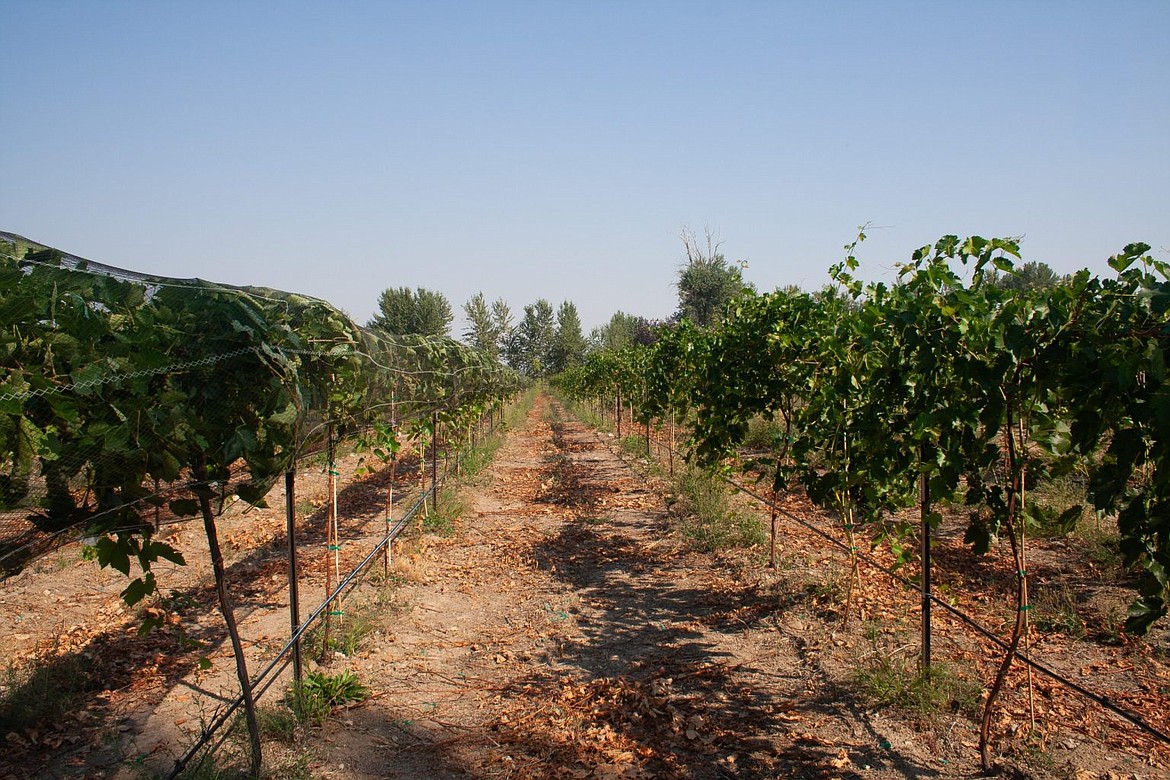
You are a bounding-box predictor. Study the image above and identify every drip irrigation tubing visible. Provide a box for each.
[0,400,466,573]
[166,479,440,779]
[623,422,1170,749]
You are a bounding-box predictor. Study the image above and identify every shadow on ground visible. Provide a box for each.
[411,412,943,779]
[0,453,430,779]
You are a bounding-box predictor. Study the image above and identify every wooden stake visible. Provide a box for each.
[920,459,931,676]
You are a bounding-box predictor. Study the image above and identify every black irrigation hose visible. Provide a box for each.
[168,401,496,775]
[612,420,1170,750]
[166,480,439,779]
[715,471,1170,748]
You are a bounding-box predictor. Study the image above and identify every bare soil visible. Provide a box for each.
[1,392,1168,779]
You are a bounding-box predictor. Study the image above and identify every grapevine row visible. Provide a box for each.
[0,233,524,773]
[555,234,1170,768]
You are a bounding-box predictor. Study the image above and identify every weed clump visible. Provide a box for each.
[671,465,764,552]
[289,670,368,726]
[852,654,981,720]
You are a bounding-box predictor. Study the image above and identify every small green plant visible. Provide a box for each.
[558,394,610,433]
[742,414,786,452]
[1004,729,1059,773]
[804,570,847,609]
[1077,519,1124,573]
[1026,472,1089,539]
[1095,601,1128,645]
[364,565,406,589]
[287,680,332,727]
[423,485,463,536]
[1030,584,1085,638]
[288,670,369,727]
[619,434,648,458]
[852,655,981,720]
[458,441,496,479]
[171,751,252,780]
[862,620,882,644]
[305,611,376,659]
[256,702,299,743]
[307,669,368,705]
[159,588,200,612]
[172,736,318,780]
[672,466,764,552]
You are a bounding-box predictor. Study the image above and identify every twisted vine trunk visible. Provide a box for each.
[384,455,396,574]
[196,468,261,776]
[840,436,861,622]
[979,405,1029,771]
[769,490,778,569]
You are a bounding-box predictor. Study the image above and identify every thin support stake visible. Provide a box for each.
[616,391,622,437]
[920,464,931,677]
[1021,452,1036,731]
[284,469,301,683]
[393,406,402,545]
[431,411,439,514]
[323,428,335,656]
[386,392,397,577]
[668,410,675,478]
[770,492,778,569]
[332,455,340,615]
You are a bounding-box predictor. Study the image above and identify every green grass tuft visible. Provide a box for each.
[852,655,981,720]
[1030,583,1086,638]
[672,465,765,552]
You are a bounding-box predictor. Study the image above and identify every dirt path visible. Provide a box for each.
[5,390,1159,778]
[311,394,964,779]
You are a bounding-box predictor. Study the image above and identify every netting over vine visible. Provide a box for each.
[0,231,523,576]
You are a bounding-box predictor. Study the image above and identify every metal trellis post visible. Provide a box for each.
[284,469,302,682]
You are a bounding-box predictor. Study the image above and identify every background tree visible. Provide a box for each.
[368,286,453,336]
[632,317,663,346]
[550,300,588,373]
[463,292,501,359]
[590,311,641,352]
[509,299,556,376]
[589,311,655,353]
[491,298,514,363]
[676,227,752,327]
[990,260,1065,292]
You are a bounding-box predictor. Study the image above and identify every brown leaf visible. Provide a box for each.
[829,749,851,769]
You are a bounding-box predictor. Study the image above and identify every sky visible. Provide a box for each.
[2,1,1168,334]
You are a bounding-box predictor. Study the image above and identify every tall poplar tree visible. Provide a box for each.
[463,292,500,358]
[550,300,588,373]
[368,287,453,336]
[510,299,556,376]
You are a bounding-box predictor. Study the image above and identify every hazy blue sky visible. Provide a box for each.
[2,1,1167,333]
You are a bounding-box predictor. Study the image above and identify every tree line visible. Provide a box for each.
[367,288,591,378]
[365,227,758,377]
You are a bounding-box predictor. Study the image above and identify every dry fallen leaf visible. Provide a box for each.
[829,748,851,769]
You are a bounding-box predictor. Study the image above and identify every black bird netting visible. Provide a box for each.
[0,231,523,577]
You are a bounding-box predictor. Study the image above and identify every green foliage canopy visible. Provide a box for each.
[368,286,453,337]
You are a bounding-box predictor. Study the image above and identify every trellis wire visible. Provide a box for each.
[613,410,1170,749]
[165,481,438,779]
